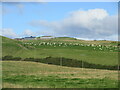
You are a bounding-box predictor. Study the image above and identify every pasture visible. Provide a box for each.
[1,36,119,88]
[2,36,118,66]
[2,61,118,88]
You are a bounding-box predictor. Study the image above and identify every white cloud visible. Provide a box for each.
[1,8,118,41]
[22,29,38,37]
[1,29,38,38]
[29,8,118,41]
[105,34,118,41]
[1,28,18,38]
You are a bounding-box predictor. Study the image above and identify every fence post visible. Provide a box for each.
[60,57,62,66]
[82,60,83,70]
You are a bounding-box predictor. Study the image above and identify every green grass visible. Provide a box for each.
[2,61,118,88]
[10,48,117,65]
[1,36,119,88]
[2,36,118,66]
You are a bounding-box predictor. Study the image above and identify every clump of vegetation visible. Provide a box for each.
[2,55,119,70]
[2,55,21,61]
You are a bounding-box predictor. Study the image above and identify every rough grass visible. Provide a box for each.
[2,36,118,66]
[2,61,118,88]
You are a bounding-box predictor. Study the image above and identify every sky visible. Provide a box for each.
[1,2,118,41]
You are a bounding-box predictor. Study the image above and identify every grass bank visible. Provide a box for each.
[2,61,118,88]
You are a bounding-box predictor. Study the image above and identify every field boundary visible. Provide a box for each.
[2,55,119,70]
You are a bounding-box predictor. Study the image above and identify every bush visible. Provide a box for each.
[13,57,22,60]
[40,57,118,70]
[24,57,35,61]
[2,55,22,61]
[2,55,119,70]
[2,55,13,60]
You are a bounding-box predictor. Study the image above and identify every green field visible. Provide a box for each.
[2,36,118,65]
[1,36,119,88]
[2,61,118,88]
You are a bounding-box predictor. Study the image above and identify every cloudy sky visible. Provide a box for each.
[1,2,118,41]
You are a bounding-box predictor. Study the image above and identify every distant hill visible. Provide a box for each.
[54,37,77,40]
[1,36,118,66]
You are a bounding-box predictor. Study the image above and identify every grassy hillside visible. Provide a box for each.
[2,36,118,65]
[2,36,28,56]
[2,61,118,88]
[53,37,77,40]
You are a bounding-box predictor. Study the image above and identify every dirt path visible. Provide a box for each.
[16,43,28,50]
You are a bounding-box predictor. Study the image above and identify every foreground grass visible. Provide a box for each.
[2,61,118,88]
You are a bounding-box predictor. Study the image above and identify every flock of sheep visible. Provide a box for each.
[22,42,118,52]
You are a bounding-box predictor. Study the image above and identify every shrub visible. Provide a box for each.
[24,57,35,61]
[2,55,119,70]
[41,57,118,70]
[13,57,22,60]
[2,55,22,61]
[2,55,13,60]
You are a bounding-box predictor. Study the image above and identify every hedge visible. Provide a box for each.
[2,55,119,70]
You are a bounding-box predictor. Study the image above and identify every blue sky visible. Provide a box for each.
[2,2,118,40]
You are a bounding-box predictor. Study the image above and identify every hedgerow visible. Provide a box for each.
[2,55,119,70]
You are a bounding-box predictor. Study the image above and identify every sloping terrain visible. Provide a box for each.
[2,36,118,65]
[2,61,118,88]
[2,36,28,56]
[2,36,119,88]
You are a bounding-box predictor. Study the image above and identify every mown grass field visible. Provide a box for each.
[2,36,118,65]
[2,61,118,88]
